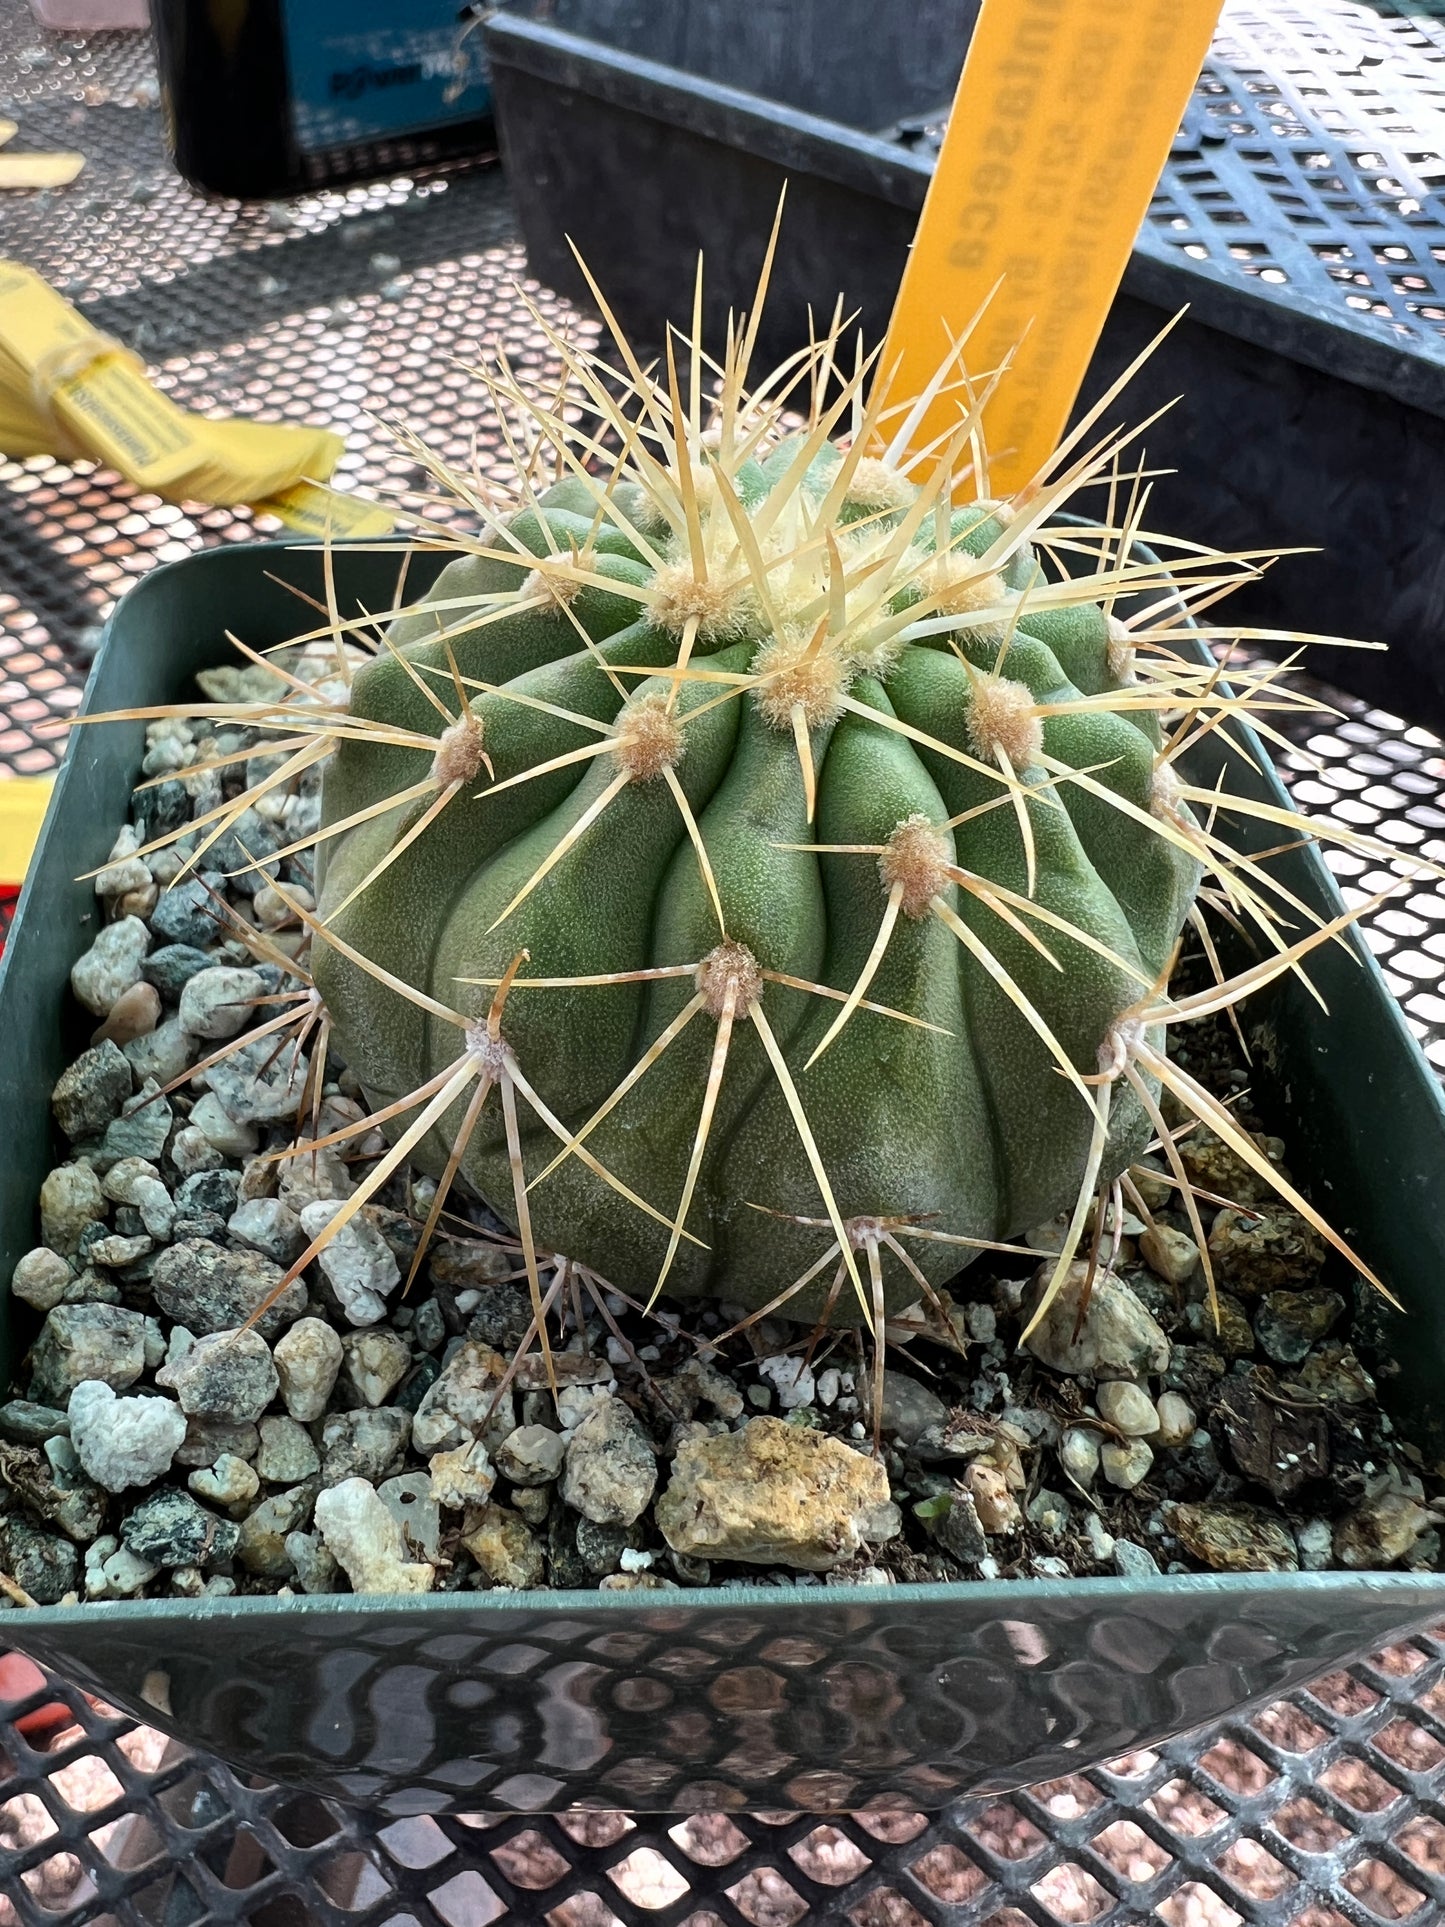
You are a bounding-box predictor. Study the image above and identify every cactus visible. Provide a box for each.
[104,263,1409,1388]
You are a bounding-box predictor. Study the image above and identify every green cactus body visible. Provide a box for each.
[313,451,1202,1318]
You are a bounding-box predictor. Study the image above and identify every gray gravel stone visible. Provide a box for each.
[168,1126,225,1177]
[71,917,151,1017]
[411,1340,513,1456]
[560,1396,657,1528]
[174,1417,260,1468]
[122,1017,196,1088]
[30,1305,148,1401]
[189,1453,261,1512]
[321,1408,409,1485]
[494,1424,564,1487]
[189,1093,257,1157]
[52,1041,133,1140]
[207,1035,308,1125]
[178,966,265,1039]
[0,1400,69,1444]
[879,1370,948,1446]
[142,942,214,999]
[1113,1538,1162,1579]
[11,1248,74,1313]
[99,1082,172,1166]
[273,1317,343,1421]
[3,1517,78,1603]
[227,1198,306,1265]
[341,1328,411,1406]
[39,1163,106,1257]
[150,877,223,949]
[122,1489,239,1571]
[236,1484,315,1577]
[284,1530,338,1594]
[298,1202,399,1325]
[156,1329,278,1423]
[151,1239,305,1337]
[1023,1263,1170,1380]
[255,1415,319,1484]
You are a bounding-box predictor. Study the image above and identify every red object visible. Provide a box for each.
[0,1651,77,1746]
[0,886,17,958]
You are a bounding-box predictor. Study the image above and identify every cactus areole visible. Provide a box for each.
[310,358,1211,1328]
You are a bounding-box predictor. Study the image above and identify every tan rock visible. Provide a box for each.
[1138,1224,1199,1288]
[1023,1264,1170,1380]
[463,1502,544,1589]
[963,1460,1020,1534]
[655,1416,897,1572]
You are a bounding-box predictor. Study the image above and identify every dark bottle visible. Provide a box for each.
[152,1,494,201]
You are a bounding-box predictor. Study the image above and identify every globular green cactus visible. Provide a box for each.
[304,298,1229,1331]
[110,283,1395,1361]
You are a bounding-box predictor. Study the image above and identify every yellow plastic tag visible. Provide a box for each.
[259,480,397,540]
[0,777,53,886]
[0,260,389,528]
[881,0,1222,490]
[0,153,85,189]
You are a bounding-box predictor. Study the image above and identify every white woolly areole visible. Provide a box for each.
[523,564,583,611]
[879,813,952,919]
[614,692,685,782]
[966,675,1044,768]
[1150,758,1186,822]
[752,631,851,730]
[696,939,763,1019]
[431,714,487,787]
[464,1023,511,1079]
[843,456,915,514]
[649,556,757,642]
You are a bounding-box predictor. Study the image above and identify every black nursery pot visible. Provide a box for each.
[3,541,1445,1819]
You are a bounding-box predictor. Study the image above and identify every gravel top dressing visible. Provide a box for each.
[1,649,1439,1613]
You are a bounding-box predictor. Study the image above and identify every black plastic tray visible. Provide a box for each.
[485,10,1445,737]
[3,540,1445,1818]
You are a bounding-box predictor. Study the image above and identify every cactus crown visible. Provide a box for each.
[94,245,1428,1418]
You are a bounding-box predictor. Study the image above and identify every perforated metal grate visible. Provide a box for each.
[1155,2,1445,348]
[4,1633,1445,1924]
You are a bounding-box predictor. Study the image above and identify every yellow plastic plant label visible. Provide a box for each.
[0,152,85,189]
[0,260,378,520]
[0,777,53,886]
[260,479,396,539]
[881,0,1222,490]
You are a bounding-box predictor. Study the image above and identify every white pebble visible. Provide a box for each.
[298,1201,400,1325]
[68,1380,186,1492]
[1096,1381,1160,1439]
[1100,1437,1155,1491]
[71,917,151,1017]
[1154,1391,1196,1448]
[272,1317,343,1422]
[757,1354,815,1410]
[314,1478,434,1594]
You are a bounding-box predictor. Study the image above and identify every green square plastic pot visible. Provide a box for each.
[3,540,1445,1819]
